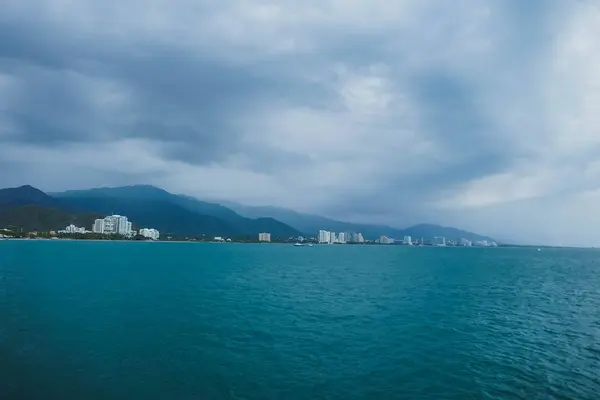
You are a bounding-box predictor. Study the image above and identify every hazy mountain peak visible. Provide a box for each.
[55,185,172,199]
[0,184,54,206]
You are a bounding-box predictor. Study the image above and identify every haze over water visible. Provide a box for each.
[2,241,600,399]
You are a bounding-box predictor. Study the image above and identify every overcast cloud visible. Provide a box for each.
[1,0,600,246]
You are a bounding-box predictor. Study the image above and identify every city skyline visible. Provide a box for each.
[314,229,496,247]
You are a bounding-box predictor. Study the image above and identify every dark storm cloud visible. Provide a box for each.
[0,18,337,166]
[0,0,546,174]
[0,20,73,69]
[313,69,519,219]
[1,0,599,245]
[408,70,514,170]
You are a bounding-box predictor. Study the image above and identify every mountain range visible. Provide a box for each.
[220,201,496,243]
[0,184,495,242]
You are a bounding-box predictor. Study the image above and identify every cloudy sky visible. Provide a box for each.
[1,0,599,246]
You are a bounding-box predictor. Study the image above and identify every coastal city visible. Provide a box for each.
[0,214,160,241]
[88,214,160,240]
[0,213,497,247]
[255,229,498,247]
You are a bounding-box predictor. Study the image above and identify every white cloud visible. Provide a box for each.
[438,2,600,214]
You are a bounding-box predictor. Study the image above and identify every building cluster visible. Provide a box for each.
[318,230,365,244]
[93,215,133,236]
[460,238,472,246]
[430,237,498,247]
[315,230,498,247]
[428,237,497,247]
[258,232,271,242]
[378,236,395,244]
[475,240,497,247]
[371,234,498,247]
[58,224,89,234]
[376,235,416,245]
[139,228,160,240]
[57,214,160,240]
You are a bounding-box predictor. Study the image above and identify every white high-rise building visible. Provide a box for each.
[92,215,133,236]
[338,232,346,243]
[403,236,413,246]
[104,218,115,233]
[318,230,331,244]
[139,228,160,240]
[125,221,133,236]
[379,236,395,244]
[357,233,365,243]
[258,232,271,242]
[110,215,129,235]
[93,219,105,233]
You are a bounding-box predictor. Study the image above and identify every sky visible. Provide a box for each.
[1,0,600,246]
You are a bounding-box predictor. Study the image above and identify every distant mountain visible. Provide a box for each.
[0,186,101,231]
[0,185,58,207]
[221,201,495,242]
[219,202,401,238]
[2,184,494,242]
[52,185,301,238]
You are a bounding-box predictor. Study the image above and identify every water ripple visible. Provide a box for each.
[2,242,600,399]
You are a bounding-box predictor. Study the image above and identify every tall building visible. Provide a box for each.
[93,219,104,233]
[104,218,115,234]
[318,230,331,244]
[318,230,325,243]
[258,232,271,242]
[338,232,346,243]
[379,236,395,244]
[92,215,133,236]
[403,236,413,246]
[125,221,133,236]
[357,233,365,243]
[110,215,130,235]
[103,216,116,234]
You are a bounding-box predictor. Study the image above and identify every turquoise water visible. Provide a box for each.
[2,241,600,399]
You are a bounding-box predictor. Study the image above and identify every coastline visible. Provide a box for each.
[0,238,558,248]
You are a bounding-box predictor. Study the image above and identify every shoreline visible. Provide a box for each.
[0,238,301,244]
[0,238,548,248]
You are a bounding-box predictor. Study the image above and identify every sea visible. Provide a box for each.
[1,240,600,399]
